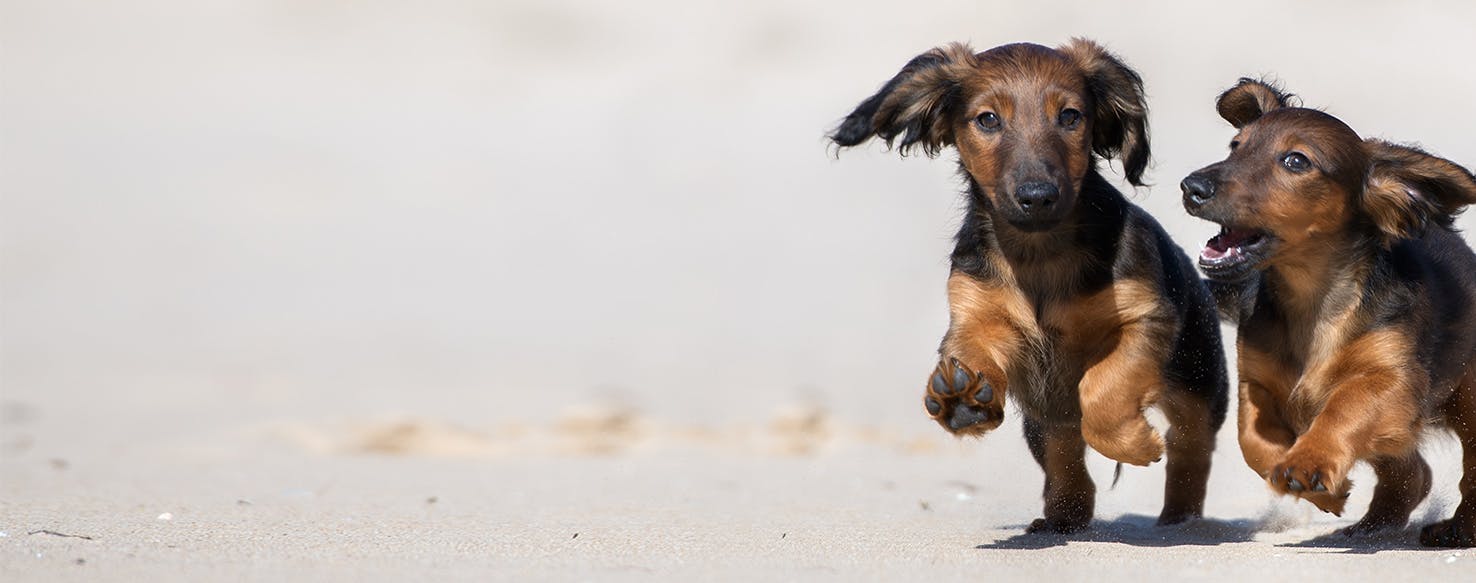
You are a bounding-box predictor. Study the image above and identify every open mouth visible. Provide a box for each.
[1199,225,1271,280]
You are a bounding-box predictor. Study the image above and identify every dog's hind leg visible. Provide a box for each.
[1422,383,1476,547]
[1343,452,1431,537]
[1023,420,1096,534]
[1157,390,1216,525]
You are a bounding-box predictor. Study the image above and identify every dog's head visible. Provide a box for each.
[830,39,1149,231]
[1182,78,1476,282]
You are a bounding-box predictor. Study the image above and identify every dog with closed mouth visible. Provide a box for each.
[1182,78,1476,547]
[831,39,1228,533]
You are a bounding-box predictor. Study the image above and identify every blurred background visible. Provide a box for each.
[6,0,1476,446]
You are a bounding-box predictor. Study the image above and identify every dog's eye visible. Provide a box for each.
[1057,108,1082,129]
[1281,152,1311,173]
[1229,140,1240,151]
[976,111,1002,131]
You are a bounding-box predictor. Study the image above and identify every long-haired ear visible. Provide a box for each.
[1058,38,1150,186]
[1363,140,1476,244]
[1216,78,1294,128]
[828,43,977,157]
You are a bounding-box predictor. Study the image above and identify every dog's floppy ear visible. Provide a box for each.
[1216,78,1294,129]
[1362,140,1476,244]
[1058,38,1150,186]
[829,43,978,157]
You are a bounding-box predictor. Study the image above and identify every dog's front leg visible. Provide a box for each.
[1232,347,1297,478]
[1072,280,1176,466]
[1269,329,1423,516]
[924,272,1030,436]
[1236,379,1296,479]
[1077,318,1170,466]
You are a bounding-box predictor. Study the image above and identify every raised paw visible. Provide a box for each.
[1268,449,1351,516]
[1420,518,1476,548]
[1081,416,1163,467]
[923,357,1003,436]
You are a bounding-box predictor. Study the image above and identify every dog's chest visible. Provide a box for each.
[1004,295,1110,424]
[1241,301,1362,433]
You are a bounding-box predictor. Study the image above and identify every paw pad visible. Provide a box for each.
[1269,455,1350,515]
[923,358,1003,435]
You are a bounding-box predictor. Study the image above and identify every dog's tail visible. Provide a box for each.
[1111,462,1124,489]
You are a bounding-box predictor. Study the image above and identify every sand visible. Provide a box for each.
[3,396,1473,581]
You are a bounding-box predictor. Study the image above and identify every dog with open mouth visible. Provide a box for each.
[1182,78,1476,547]
[831,40,1229,533]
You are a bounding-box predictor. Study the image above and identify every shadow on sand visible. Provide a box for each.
[977,514,1441,553]
[1274,527,1428,554]
[976,514,1258,549]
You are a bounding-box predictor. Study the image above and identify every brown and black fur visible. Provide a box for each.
[830,40,1228,533]
[1182,78,1476,547]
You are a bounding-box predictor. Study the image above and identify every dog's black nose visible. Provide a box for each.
[1014,182,1058,211]
[1181,175,1216,206]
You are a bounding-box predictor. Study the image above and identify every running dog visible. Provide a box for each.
[831,39,1228,533]
[1182,78,1476,547]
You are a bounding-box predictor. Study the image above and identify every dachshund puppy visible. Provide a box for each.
[1182,78,1476,547]
[832,40,1228,533]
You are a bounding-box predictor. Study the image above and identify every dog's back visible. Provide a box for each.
[1385,228,1476,405]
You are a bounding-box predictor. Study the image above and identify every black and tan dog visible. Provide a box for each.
[1182,78,1476,547]
[831,39,1228,533]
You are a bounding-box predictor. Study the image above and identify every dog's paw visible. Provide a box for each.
[1082,417,1163,467]
[923,358,1003,436]
[1420,518,1476,548]
[1268,449,1351,515]
[1156,508,1202,527]
[1341,459,1430,537]
[1026,517,1091,535]
[1341,514,1403,537]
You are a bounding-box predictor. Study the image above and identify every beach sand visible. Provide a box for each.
[3,393,1472,580]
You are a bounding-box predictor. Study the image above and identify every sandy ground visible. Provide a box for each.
[8,0,1476,580]
[2,392,1473,581]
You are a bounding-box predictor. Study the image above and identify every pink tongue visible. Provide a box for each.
[1220,229,1256,247]
[1201,229,1256,262]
